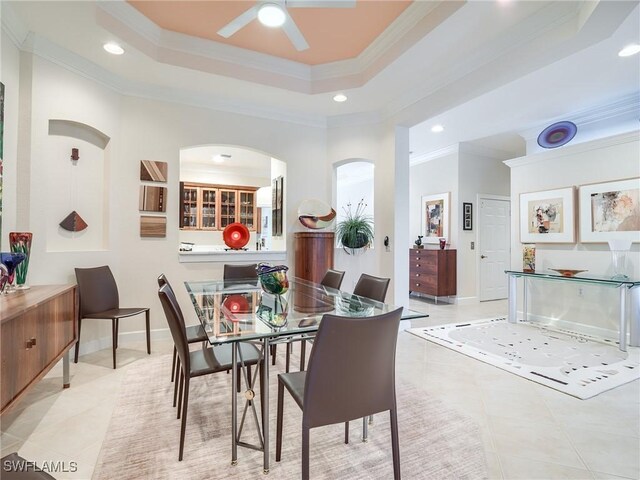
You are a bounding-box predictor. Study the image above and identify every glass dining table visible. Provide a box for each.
[184,276,428,474]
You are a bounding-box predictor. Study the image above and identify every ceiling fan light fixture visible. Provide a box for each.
[258,3,286,28]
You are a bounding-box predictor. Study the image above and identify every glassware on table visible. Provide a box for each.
[608,239,632,280]
[0,252,27,294]
[257,263,289,295]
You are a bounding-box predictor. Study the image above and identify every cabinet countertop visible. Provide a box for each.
[0,285,76,324]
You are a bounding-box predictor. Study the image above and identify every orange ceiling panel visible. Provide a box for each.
[128,1,412,65]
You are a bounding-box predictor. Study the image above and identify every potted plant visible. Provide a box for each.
[335,199,374,254]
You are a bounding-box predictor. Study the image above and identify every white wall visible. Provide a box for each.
[7,52,327,352]
[506,131,640,338]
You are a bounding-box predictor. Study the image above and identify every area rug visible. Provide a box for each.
[408,317,640,399]
[93,354,488,480]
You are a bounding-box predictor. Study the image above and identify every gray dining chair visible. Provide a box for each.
[353,273,390,303]
[276,308,403,480]
[223,263,258,282]
[158,274,208,406]
[158,284,262,461]
[297,268,346,371]
[74,266,150,369]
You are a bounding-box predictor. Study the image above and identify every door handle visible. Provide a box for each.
[480,255,487,259]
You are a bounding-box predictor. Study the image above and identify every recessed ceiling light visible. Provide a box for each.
[258,3,286,28]
[431,124,444,133]
[103,42,124,55]
[618,44,640,57]
[333,94,347,103]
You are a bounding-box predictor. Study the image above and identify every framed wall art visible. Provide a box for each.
[578,177,640,243]
[520,187,575,243]
[139,185,167,212]
[140,160,168,182]
[463,202,472,231]
[421,192,449,243]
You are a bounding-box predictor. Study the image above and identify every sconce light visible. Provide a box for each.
[71,148,79,161]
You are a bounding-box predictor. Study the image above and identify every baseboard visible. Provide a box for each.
[523,313,620,341]
[454,296,480,306]
[77,327,172,358]
[409,293,457,304]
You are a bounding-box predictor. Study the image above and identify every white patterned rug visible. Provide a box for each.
[408,318,640,399]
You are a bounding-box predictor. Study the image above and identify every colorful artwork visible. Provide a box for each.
[527,198,564,234]
[59,211,88,232]
[579,178,640,243]
[425,200,443,237]
[590,189,640,232]
[421,193,449,243]
[520,187,575,243]
[523,245,535,272]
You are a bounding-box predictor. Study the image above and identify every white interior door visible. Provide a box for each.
[479,197,510,301]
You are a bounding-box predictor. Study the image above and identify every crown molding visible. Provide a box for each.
[326,111,384,128]
[519,92,640,140]
[504,130,640,168]
[96,0,452,94]
[458,142,515,161]
[22,33,327,129]
[1,2,29,48]
[410,145,459,166]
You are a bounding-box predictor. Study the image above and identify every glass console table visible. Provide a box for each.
[505,270,640,352]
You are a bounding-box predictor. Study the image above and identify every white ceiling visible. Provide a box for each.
[180,145,272,179]
[2,1,639,159]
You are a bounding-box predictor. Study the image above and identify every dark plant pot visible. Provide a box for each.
[342,232,369,249]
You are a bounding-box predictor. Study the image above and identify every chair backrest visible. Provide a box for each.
[157,273,172,291]
[353,273,390,303]
[158,284,190,373]
[320,269,345,290]
[302,308,403,429]
[223,264,258,281]
[75,266,119,316]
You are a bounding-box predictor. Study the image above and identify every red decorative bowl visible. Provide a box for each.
[223,223,250,249]
[222,294,251,315]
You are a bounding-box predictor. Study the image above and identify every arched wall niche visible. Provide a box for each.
[46,119,111,252]
[178,143,287,252]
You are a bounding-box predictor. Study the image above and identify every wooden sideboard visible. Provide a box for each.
[409,248,457,298]
[1,285,77,414]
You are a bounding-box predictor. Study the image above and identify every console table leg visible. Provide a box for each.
[508,274,517,324]
[63,351,70,388]
[630,287,640,348]
[619,288,627,353]
[523,278,528,323]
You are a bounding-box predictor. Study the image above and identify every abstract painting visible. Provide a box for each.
[520,187,575,243]
[140,160,168,182]
[139,186,167,212]
[579,178,640,243]
[421,193,449,243]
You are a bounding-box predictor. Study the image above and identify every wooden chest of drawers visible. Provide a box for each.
[409,249,456,297]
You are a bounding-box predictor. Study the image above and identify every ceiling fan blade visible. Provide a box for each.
[282,10,309,51]
[217,5,259,38]
[286,0,356,7]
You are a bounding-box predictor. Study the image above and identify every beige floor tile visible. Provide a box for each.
[592,472,638,480]
[564,427,640,479]
[499,454,595,479]
[485,451,504,479]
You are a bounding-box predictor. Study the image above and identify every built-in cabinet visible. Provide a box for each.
[1,285,77,414]
[180,182,257,230]
[409,248,457,298]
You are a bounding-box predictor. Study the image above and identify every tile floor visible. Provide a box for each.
[1,298,639,479]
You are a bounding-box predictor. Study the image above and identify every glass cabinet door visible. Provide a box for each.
[239,191,255,230]
[219,190,237,228]
[181,185,198,229]
[201,188,217,229]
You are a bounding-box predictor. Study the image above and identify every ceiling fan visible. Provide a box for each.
[217,0,356,52]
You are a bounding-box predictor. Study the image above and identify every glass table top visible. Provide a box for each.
[505,270,640,287]
[184,276,427,344]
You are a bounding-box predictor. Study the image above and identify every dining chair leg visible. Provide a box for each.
[74,317,82,363]
[275,380,284,462]
[300,341,306,371]
[236,365,241,393]
[271,344,277,365]
[344,421,349,444]
[177,370,184,419]
[369,414,374,425]
[390,408,401,480]
[178,376,190,461]
[302,425,310,480]
[173,357,181,407]
[171,347,177,382]
[247,365,252,386]
[362,417,368,442]
[285,343,291,373]
[111,319,117,369]
[145,310,151,354]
